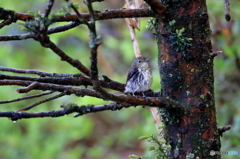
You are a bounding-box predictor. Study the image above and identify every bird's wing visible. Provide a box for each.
[126,67,139,83]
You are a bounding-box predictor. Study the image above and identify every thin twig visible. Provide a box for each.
[85,0,96,25]
[0,33,36,41]
[17,82,39,93]
[0,21,81,42]
[0,91,54,104]
[48,21,81,34]
[18,92,66,112]
[84,0,104,3]
[0,109,74,121]
[218,125,231,136]
[65,0,89,26]
[126,21,141,57]
[71,103,133,117]
[210,51,222,57]
[0,66,59,76]
[45,0,55,18]
[45,40,90,76]
[0,19,13,29]
[224,0,231,21]
[0,80,100,97]
[86,0,111,100]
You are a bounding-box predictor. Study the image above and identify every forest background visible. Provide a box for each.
[0,0,239,159]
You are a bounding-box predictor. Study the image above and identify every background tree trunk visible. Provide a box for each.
[157,1,221,158]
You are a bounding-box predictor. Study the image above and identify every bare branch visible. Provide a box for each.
[0,7,159,22]
[218,125,231,136]
[55,8,160,21]
[88,0,105,3]
[0,73,158,96]
[0,21,81,42]
[0,8,161,42]
[48,21,81,34]
[17,82,39,93]
[210,51,222,57]
[0,73,125,92]
[0,99,181,121]
[45,0,55,18]
[85,0,114,101]
[143,0,166,14]
[18,92,66,112]
[56,8,161,21]
[0,80,101,97]
[224,0,231,21]
[0,79,178,107]
[0,91,54,104]
[0,33,37,41]
[71,103,132,117]
[0,19,13,29]
[65,0,89,26]
[41,39,90,76]
[0,66,61,76]
[0,109,74,121]
[0,103,133,121]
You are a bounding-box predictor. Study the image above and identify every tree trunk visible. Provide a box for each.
[157,1,221,158]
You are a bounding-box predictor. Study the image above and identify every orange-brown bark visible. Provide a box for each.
[157,0,220,158]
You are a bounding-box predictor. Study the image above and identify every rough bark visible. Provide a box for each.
[157,1,221,158]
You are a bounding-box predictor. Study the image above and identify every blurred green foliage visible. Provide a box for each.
[207,0,240,158]
[0,0,239,159]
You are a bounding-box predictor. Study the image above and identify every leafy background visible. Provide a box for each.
[0,0,239,158]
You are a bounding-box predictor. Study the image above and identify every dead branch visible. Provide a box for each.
[0,79,180,108]
[0,71,125,91]
[40,39,90,76]
[17,82,39,93]
[0,21,81,41]
[224,0,231,21]
[0,79,100,97]
[85,0,127,102]
[45,0,55,18]
[18,92,66,112]
[0,66,60,76]
[0,103,134,121]
[0,109,74,121]
[0,98,181,121]
[0,91,54,104]
[65,0,89,26]
[71,103,132,117]
[218,125,231,136]
[0,19,13,29]
[0,7,160,22]
[210,51,222,57]
[88,0,105,3]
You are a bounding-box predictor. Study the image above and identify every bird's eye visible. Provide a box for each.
[138,60,141,63]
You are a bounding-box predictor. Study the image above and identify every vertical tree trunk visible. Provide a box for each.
[157,1,221,158]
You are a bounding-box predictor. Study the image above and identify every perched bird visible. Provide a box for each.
[124,56,152,96]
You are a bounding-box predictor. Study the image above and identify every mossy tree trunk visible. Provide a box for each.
[156,1,221,158]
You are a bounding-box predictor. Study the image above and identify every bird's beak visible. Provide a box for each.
[144,59,149,62]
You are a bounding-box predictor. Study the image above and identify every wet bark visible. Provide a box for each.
[156,1,221,158]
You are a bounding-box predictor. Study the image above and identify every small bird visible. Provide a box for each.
[124,56,152,96]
